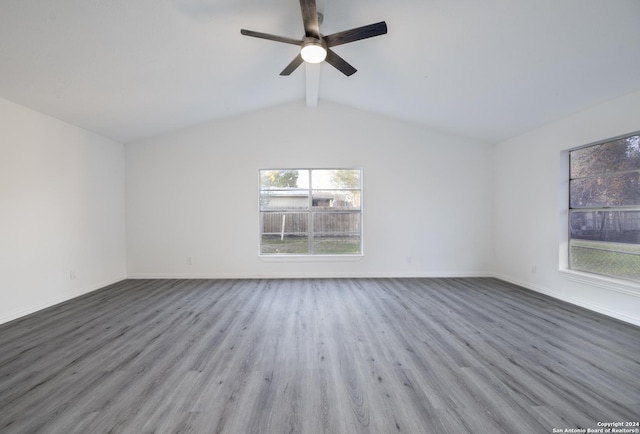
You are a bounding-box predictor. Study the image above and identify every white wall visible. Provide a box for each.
[3,89,639,326]
[126,101,494,278]
[493,90,640,326]
[0,98,127,324]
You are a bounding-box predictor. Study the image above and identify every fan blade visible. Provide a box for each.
[299,0,320,37]
[280,54,304,76]
[325,49,357,76]
[324,21,387,47]
[241,29,302,46]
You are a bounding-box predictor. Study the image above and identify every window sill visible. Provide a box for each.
[559,268,640,298]
[260,254,364,263]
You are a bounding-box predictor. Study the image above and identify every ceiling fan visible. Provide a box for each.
[240,0,387,76]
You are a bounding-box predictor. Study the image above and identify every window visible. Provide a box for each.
[259,169,362,255]
[569,133,640,282]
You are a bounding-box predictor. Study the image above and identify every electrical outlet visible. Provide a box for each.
[70,271,76,280]
[531,265,537,274]
[187,256,193,266]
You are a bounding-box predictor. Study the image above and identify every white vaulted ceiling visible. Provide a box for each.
[1,0,640,144]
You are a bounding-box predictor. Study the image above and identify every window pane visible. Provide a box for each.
[313,213,361,233]
[570,136,640,178]
[260,170,308,190]
[570,210,640,244]
[569,172,640,208]
[311,169,361,189]
[313,234,361,254]
[570,239,640,281]
[312,191,361,210]
[261,212,308,234]
[261,234,309,254]
[260,191,309,210]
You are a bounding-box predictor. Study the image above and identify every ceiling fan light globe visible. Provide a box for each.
[301,43,327,63]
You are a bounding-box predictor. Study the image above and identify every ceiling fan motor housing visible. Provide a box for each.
[301,36,327,63]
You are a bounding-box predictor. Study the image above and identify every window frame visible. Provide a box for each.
[258,168,364,260]
[565,131,640,284]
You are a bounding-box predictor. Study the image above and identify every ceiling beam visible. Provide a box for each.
[305,63,321,107]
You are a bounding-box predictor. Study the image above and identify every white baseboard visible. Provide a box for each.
[126,271,495,280]
[492,273,640,327]
[0,275,126,326]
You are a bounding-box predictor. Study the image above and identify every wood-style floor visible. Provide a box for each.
[0,278,638,433]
